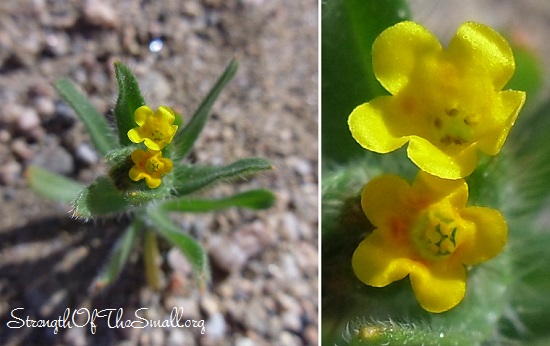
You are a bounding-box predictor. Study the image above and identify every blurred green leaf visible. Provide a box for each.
[94,219,142,289]
[506,44,543,110]
[27,165,84,203]
[114,60,146,146]
[73,176,130,218]
[173,157,272,196]
[55,79,117,155]
[172,59,238,159]
[160,189,275,212]
[148,207,209,283]
[322,0,410,164]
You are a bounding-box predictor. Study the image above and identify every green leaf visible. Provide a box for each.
[322,0,410,164]
[27,165,85,203]
[114,60,146,146]
[94,219,142,289]
[72,176,131,219]
[55,79,117,155]
[161,189,275,212]
[148,207,209,283]
[172,59,239,159]
[173,157,272,196]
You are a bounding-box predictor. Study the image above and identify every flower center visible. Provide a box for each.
[146,156,162,174]
[412,208,459,260]
[432,107,478,148]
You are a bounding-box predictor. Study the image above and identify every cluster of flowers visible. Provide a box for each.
[127,105,178,188]
[348,21,526,312]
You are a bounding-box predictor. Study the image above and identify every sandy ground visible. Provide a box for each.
[0,1,318,345]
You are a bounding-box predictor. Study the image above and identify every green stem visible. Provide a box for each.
[143,229,161,290]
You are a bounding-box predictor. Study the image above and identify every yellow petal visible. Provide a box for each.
[134,105,153,126]
[447,22,515,90]
[362,174,410,228]
[167,125,179,143]
[144,175,161,188]
[158,106,175,124]
[477,90,526,155]
[161,158,173,174]
[130,149,147,164]
[373,21,442,95]
[409,261,466,313]
[348,97,408,153]
[129,166,145,182]
[457,206,507,265]
[352,229,414,287]
[412,171,468,207]
[143,138,161,151]
[128,128,144,144]
[407,136,478,179]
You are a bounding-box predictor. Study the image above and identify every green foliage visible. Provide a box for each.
[28,59,273,290]
[322,0,410,164]
[173,158,273,196]
[161,189,275,212]
[55,79,117,155]
[114,60,146,146]
[173,59,239,159]
[27,165,84,203]
[148,207,209,283]
[73,176,131,218]
[94,219,142,289]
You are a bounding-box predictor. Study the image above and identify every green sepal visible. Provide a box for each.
[148,207,210,285]
[55,79,117,155]
[160,189,275,213]
[172,59,238,159]
[93,218,143,290]
[344,320,475,346]
[173,157,273,196]
[114,60,146,146]
[72,176,131,219]
[27,165,85,203]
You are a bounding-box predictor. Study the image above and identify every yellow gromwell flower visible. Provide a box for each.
[128,148,173,188]
[352,171,507,313]
[127,105,179,151]
[348,21,526,179]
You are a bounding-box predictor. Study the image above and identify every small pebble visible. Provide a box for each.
[205,312,226,340]
[84,0,119,28]
[75,143,98,165]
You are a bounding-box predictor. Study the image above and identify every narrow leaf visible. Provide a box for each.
[55,79,117,155]
[173,157,272,196]
[114,61,146,146]
[173,59,239,159]
[94,219,142,290]
[148,208,209,283]
[72,176,131,218]
[161,189,275,212]
[27,165,85,203]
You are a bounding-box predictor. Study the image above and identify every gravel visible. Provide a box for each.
[0,0,318,345]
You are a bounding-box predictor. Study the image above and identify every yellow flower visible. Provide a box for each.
[352,171,507,313]
[129,148,173,188]
[348,21,525,179]
[127,105,178,151]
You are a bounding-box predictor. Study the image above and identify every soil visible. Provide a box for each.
[0,1,318,345]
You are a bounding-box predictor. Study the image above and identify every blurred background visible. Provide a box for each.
[0,0,317,345]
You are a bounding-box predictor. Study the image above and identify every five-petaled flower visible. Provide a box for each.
[128,105,179,151]
[352,171,507,313]
[348,21,526,179]
[129,148,173,188]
